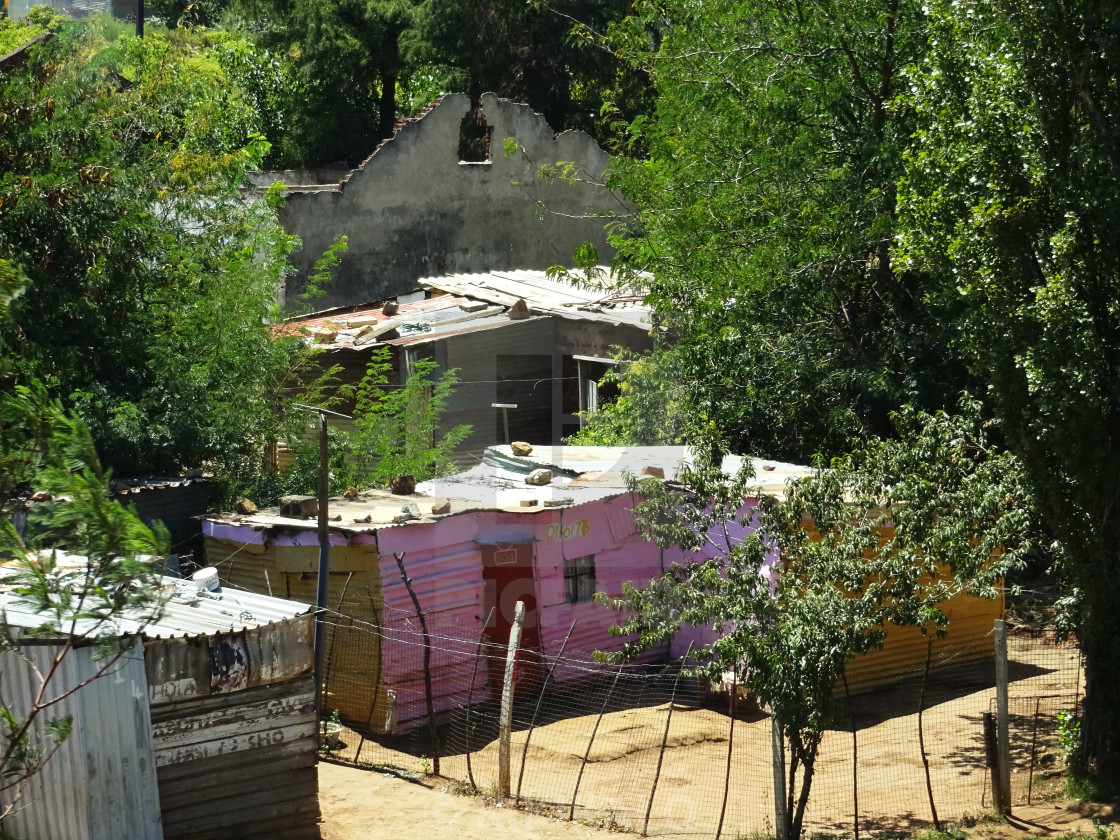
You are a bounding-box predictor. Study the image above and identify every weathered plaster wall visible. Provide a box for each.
[278,93,632,310]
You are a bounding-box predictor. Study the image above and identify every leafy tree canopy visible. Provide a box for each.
[417,0,651,151]
[276,347,470,499]
[606,404,1032,838]
[896,0,1120,781]
[590,0,975,462]
[231,0,420,162]
[0,18,321,486]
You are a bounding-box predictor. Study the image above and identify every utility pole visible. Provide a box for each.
[135,0,144,37]
[293,404,351,724]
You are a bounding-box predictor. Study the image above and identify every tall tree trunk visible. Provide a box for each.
[378,68,398,142]
[1077,558,1120,780]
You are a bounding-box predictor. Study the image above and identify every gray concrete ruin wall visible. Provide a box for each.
[277,93,632,310]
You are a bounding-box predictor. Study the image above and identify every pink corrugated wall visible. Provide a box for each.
[374,516,488,728]
[371,498,678,727]
[203,495,763,731]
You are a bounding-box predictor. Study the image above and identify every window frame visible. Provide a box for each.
[564,554,597,604]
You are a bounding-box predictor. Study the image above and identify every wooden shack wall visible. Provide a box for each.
[440,317,557,451]
[145,615,319,840]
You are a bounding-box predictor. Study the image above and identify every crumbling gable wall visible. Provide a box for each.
[278,93,631,310]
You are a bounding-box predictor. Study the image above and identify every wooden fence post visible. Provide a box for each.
[498,600,525,797]
[842,673,859,840]
[715,669,738,840]
[983,712,1003,812]
[772,716,788,840]
[994,619,1012,815]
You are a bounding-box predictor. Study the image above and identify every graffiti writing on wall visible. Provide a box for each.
[546,519,590,543]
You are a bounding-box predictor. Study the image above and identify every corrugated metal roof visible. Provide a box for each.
[108,475,210,495]
[481,445,812,495]
[201,445,813,536]
[419,268,651,329]
[0,554,312,640]
[274,295,508,351]
[273,268,650,353]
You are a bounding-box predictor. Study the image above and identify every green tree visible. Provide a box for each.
[0,381,166,813]
[236,0,420,160]
[564,346,692,446]
[417,0,649,149]
[896,0,1120,782]
[605,405,1031,838]
[272,346,470,499]
[345,347,470,485]
[592,0,974,461]
[0,19,321,487]
[0,12,46,55]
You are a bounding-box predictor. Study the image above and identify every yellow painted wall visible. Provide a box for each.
[203,536,393,731]
[802,521,1005,692]
[843,584,1003,692]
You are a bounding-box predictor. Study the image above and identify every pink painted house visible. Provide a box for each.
[201,446,808,733]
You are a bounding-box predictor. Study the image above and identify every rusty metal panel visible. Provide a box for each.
[144,634,211,705]
[145,614,315,707]
[0,641,162,840]
[252,613,315,686]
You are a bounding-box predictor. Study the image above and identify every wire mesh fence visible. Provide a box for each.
[319,609,1083,839]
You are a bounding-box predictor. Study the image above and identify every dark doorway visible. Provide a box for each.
[481,542,542,698]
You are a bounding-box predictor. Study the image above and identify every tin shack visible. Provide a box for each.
[0,556,318,840]
[201,446,809,733]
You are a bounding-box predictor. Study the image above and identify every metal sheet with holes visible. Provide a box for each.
[144,613,314,706]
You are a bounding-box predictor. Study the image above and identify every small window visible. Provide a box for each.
[459,106,493,163]
[564,555,596,603]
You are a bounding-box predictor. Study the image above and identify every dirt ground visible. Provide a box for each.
[324,634,1087,840]
[318,761,1115,840]
[318,760,613,840]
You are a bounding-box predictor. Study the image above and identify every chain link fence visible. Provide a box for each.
[319,607,1082,839]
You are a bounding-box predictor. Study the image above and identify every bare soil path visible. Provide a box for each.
[318,760,1114,840]
[319,760,617,840]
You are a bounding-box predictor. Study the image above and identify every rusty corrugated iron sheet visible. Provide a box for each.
[144,613,313,705]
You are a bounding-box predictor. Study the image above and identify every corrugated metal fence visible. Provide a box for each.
[0,641,162,840]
